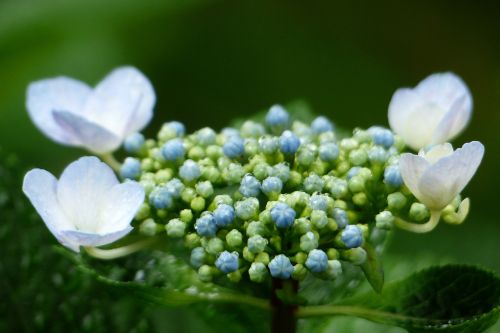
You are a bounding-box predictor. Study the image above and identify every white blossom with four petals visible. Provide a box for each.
[388,72,472,150]
[23,156,145,252]
[399,141,484,211]
[26,66,155,154]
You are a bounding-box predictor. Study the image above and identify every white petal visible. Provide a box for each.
[53,110,122,153]
[418,141,484,210]
[57,156,118,233]
[26,77,91,145]
[388,88,446,150]
[399,153,429,202]
[22,169,80,251]
[415,72,473,118]
[60,227,133,248]
[420,143,454,164]
[83,66,156,137]
[97,181,145,234]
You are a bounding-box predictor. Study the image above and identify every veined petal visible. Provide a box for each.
[22,169,79,251]
[98,181,145,234]
[432,95,471,144]
[57,156,118,234]
[399,153,429,202]
[26,77,91,145]
[60,227,133,248]
[83,66,156,137]
[418,141,484,210]
[415,72,472,116]
[53,110,122,153]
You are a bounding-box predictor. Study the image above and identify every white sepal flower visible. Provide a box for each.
[26,66,155,154]
[23,156,145,252]
[388,72,472,150]
[399,141,484,211]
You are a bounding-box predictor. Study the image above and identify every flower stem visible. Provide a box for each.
[84,238,156,260]
[271,278,298,333]
[296,304,411,321]
[394,210,441,233]
[99,153,121,172]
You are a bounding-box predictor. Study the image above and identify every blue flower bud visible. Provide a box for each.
[221,127,240,139]
[333,208,349,228]
[304,173,324,193]
[239,174,261,197]
[248,235,268,253]
[165,178,184,198]
[319,142,339,162]
[179,159,201,182]
[259,136,280,154]
[265,104,289,127]
[384,165,403,187]
[215,251,239,274]
[123,133,145,153]
[305,249,328,273]
[149,187,174,209]
[268,254,294,279]
[166,121,186,137]
[213,203,235,227]
[262,176,283,196]
[159,121,185,141]
[271,202,296,228]
[223,136,245,158]
[341,225,363,248]
[190,247,206,268]
[347,167,361,180]
[311,116,334,134]
[195,213,217,237]
[196,127,217,145]
[279,130,301,154]
[161,138,185,161]
[368,146,388,164]
[271,163,290,182]
[120,157,141,179]
[369,126,394,148]
[310,194,328,211]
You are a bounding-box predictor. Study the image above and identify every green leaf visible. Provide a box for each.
[361,243,384,293]
[297,265,500,332]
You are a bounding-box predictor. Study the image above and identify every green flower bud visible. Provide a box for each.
[135,203,151,220]
[248,235,268,253]
[246,221,267,237]
[198,265,214,282]
[206,238,225,255]
[145,138,156,149]
[154,169,173,184]
[223,163,245,184]
[270,236,282,252]
[327,248,339,260]
[352,193,368,206]
[258,210,273,225]
[209,195,233,210]
[140,179,156,195]
[181,187,197,203]
[387,192,407,210]
[325,260,342,279]
[243,246,255,262]
[139,218,158,236]
[348,176,365,193]
[185,233,201,249]
[340,138,358,151]
[336,160,350,175]
[340,248,367,265]
[327,218,339,232]
[254,252,270,265]
[227,270,242,283]
[206,145,223,160]
[287,171,303,189]
[191,196,206,212]
[309,160,326,176]
[293,217,312,235]
[409,203,429,222]
[180,209,193,223]
[201,166,220,183]
[300,232,318,252]
[295,252,307,264]
[353,128,371,143]
[333,199,348,210]
[156,209,168,218]
[235,198,260,220]
[249,262,268,282]
[253,162,271,180]
[311,210,328,229]
[188,146,205,160]
[330,179,348,199]
[297,145,316,166]
[141,158,155,172]
[357,167,373,180]
[195,181,214,198]
[166,218,186,238]
[349,149,368,166]
[292,264,308,280]
[244,138,259,156]
[226,229,243,248]
[375,210,394,230]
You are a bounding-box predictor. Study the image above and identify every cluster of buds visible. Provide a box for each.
[121,105,419,283]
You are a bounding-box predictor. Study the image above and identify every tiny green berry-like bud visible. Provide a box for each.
[293,217,312,235]
[325,260,342,279]
[185,233,201,248]
[198,265,214,282]
[195,181,214,198]
[243,246,255,262]
[340,247,367,265]
[300,231,318,252]
[248,235,268,253]
[235,198,260,221]
[140,218,158,236]
[295,252,307,264]
[287,171,303,189]
[226,229,243,248]
[254,252,270,265]
[375,210,394,230]
[327,248,339,260]
[166,218,186,238]
[409,202,430,221]
[352,192,368,206]
[246,221,267,237]
[135,203,151,220]
[292,264,308,280]
[180,209,193,223]
[387,192,407,210]
[227,270,242,283]
[348,176,365,193]
[206,237,225,255]
[249,262,268,282]
[311,210,328,229]
[181,187,197,203]
[191,196,206,212]
[349,149,368,166]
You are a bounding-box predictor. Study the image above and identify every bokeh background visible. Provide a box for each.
[1,1,499,332]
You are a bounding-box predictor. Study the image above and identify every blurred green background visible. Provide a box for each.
[1,0,499,332]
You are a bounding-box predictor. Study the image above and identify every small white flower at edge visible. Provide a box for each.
[388,72,472,151]
[399,141,484,212]
[26,66,156,154]
[23,156,145,252]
